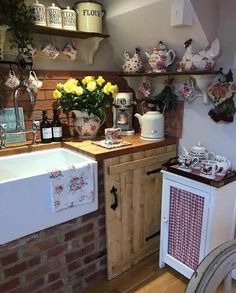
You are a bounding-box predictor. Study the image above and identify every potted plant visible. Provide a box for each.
[53,76,118,139]
[0,0,34,54]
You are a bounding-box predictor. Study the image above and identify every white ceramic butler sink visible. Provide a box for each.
[0,148,98,245]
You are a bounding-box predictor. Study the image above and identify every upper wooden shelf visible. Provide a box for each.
[119,71,220,77]
[32,25,109,39]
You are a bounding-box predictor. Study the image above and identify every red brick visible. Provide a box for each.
[67,260,81,272]
[64,223,94,241]
[25,259,61,282]
[0,252,18,267]
[75,263,97,279]
[98,216,105,227]
[65,243,95,263]
[24,236,59,256]
[48,272,60,283]
[38,280,64,292]
[28,255,42,267]
[25,277,45,292]
[84,249,106,265]
[0,277,20,292]
[4,261,27,277]
[85,268,107,283]
[95,227,106,238]
[83,232,95,244]
[47,244,67,258]
[100,256,107,266]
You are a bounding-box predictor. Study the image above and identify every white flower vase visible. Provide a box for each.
[73,110,105,140]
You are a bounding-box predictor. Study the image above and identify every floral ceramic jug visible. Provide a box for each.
[73,110,105,139]
[145,41,176,73]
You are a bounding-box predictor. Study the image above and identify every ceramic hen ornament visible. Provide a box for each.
[177,38,220,72]
[122,48,143,73]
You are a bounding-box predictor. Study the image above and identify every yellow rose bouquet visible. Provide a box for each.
[53,76,118,119]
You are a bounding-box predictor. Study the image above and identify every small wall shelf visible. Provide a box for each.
[32,25,109,39]
[119,70,220,104]
[119,71,220,77]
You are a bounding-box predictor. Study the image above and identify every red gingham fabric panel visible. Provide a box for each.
[167,186,205,270]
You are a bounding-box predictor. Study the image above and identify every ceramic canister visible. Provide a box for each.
[75,1,104,33]
[30,0,46,26]
[62,6,77,31]
[47,3,62,29]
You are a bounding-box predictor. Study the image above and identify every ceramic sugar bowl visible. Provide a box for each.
[145,41,176,73]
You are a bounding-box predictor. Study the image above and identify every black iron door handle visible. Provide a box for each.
[146,168,161,175]
[110,186,118,211]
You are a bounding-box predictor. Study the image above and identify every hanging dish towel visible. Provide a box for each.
[48,162,95,212]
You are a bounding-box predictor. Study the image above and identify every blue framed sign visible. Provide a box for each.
[0,108,26,143]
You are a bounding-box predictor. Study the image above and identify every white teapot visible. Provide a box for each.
[183,142,215,163]
[145,41,176,73]
[134,111,164,140]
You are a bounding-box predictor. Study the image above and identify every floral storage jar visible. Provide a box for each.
[30,0,46,26]
[46,3,62,29]
[62,6,77,31]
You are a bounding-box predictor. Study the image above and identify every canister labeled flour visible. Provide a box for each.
[75,1,104,33]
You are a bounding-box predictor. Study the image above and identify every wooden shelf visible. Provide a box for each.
[119,71,220,77]
[32,25,109,39]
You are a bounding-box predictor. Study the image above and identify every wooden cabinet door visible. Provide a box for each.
[104,145,176,280]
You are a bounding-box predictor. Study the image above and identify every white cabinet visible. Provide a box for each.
[159,171,236,279]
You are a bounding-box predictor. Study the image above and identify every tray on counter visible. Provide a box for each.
[162,157,236,188]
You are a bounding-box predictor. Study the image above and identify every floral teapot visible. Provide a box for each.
[145,41,176,73]
[183,142,216,163]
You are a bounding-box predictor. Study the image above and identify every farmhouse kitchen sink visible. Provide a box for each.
[0,148,98,244]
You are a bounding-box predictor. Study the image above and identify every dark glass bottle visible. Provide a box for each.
[40,110,52,143]
[51,109,62,142]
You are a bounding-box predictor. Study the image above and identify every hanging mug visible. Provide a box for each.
[5,70,20,89]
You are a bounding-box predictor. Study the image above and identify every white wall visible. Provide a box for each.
[104,0,236,168]
[179,0,236,167]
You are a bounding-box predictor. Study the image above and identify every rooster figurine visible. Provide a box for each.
[177,38,220,72]
[122,48,143,73]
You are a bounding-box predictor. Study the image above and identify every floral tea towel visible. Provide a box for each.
[49,162,95,212]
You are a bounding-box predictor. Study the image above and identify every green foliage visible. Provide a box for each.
[154,79,178,113]
[0,0,34,51]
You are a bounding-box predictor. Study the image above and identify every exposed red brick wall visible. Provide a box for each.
[0,161,106,292]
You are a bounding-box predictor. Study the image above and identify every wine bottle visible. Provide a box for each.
[40,110,52,143]
[51,109,62,142]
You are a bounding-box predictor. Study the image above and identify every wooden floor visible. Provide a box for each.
[82,252,236,293]
[82,253,188,293]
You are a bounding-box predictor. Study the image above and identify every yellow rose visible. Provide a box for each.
[86,81,97,92]
[82,76,95,85]
[67,78,78,86]
[103,82,112,95]
[96,76,105,86]
[74,86,84,96]
[56,83,63,90]
[110,84,118,94]
[53,89,62,99]
[63,83,75,93]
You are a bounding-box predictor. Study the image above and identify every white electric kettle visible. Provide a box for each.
[134,111,164,140]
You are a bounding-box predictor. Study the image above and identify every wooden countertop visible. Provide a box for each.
[0,135,177,160]
[63,135,177,160]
